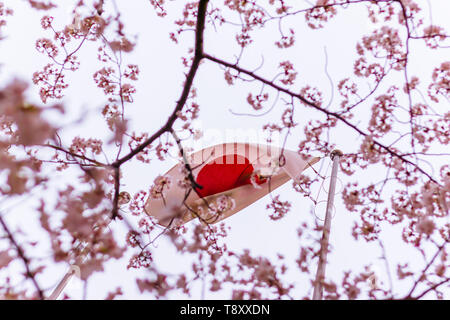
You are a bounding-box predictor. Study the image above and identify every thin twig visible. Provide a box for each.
[202,53,441,186]
[0,214,44,299]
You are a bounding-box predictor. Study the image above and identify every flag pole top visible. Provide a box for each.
[330,149,343,160]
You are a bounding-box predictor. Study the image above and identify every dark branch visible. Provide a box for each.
[0,214,45,299]
[109,0,210,219]
[112,0,209,168]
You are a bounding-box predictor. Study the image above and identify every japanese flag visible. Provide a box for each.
[145,143,319,227]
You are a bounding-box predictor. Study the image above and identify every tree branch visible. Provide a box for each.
[405,242,448,299]
[408,277,450,300]
[202,53,441,186]
[112,0,209,168]
[109,0,210,219]
[0,214,44,299]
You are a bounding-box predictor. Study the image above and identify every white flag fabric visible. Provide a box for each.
[144,143,319,227]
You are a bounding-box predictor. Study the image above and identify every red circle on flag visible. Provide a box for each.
[195,154,266,198]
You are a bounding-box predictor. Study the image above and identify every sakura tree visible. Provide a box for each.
[0,0,448,300]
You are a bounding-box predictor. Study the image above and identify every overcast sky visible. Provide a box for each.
[0,0,449,299]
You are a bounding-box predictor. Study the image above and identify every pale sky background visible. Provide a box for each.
[0,0,449,299]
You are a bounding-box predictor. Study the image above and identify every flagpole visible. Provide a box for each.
[47,266,79,300]
[312,149,342,300]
